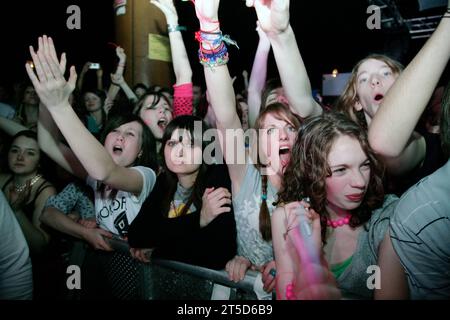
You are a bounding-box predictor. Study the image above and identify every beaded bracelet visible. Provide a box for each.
[199,47,229,68]
[196,29,239,68]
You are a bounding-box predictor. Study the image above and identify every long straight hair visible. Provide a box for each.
[159,115,210,218]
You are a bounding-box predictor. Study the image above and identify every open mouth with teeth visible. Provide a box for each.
[279,147,291,168]
[157,118,168,130]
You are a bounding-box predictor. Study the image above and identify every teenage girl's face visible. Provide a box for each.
[265,87,289,107]
[23,86,39,105]
[354,59,399,123]
[8,136,40,176]
[325,135,371,214]
[84,92,102,113]
[164,128,203,176]
[139,94,173,140]
[104,121,143,167]
[259,113,297,175]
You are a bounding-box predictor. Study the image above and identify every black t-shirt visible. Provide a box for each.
[128,164,237,270]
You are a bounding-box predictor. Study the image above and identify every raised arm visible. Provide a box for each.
[368,10,450,174]
[195,0,240,130]
[247,0,322,118]
[0,116,27,136]
[194,0,246,190]
[247,22,271,128]
[151,0,193,117]
[107,47,138,104]
[96,66,104,91]
[27,36,146,195]
[76,62,90,92]
[272,203,341,300]
[151,0,192,85]
[38,101,88,179]
[110,73,138,103]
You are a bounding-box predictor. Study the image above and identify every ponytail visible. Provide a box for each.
[259,173,272,241]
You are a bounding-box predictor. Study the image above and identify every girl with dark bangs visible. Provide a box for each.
[128,115,237,270]
[272,112,408,299]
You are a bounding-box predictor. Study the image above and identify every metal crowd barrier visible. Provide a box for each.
[104,237,274,300]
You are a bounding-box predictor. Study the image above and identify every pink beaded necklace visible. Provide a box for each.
[326,214,351,228]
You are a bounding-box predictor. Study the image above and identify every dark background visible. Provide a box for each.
[0,0,447,92]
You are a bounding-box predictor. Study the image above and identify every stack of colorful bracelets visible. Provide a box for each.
[195,27,238,68]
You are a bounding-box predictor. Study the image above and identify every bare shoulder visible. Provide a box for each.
[271,206,287,227]
[34,180,57,204]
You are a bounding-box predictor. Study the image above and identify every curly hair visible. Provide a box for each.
[335,54,404,128]
[277,112,385,242]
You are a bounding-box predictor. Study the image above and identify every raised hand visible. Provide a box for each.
[25,35,77,111]
[246,0,290,35]
[194,0,220,31]
[111,73,125,86]
[256,20,269,42]
[81,62,92,74]
[284,201,322,258]
[116,47,127,62]
[103,97,114,115]
[199,187,232,227]
[96,66,103,78]
[282,201,341,299]
[150,0,178,24]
